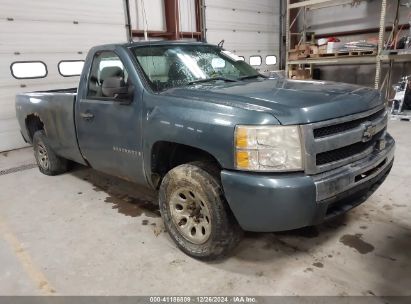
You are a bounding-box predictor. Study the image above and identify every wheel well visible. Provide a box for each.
[25,114,44,142]
[150,141,221,187]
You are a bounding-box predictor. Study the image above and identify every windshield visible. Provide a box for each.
[131,44,260,92]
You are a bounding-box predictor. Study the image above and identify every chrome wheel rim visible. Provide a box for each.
[169,188,212,245]
[37,143,49,170]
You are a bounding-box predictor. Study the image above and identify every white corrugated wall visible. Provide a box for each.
[0,0,126,152]
[205,0,281,72]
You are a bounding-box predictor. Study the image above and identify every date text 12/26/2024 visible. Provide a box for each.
[149,297,257,303]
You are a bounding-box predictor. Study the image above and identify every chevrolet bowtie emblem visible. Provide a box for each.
[362,124,376,142]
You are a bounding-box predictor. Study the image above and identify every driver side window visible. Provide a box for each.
[87,51,129,99]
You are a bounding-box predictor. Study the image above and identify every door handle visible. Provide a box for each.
[80,112,94,120]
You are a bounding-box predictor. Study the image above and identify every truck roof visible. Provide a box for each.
[96,40,213,49]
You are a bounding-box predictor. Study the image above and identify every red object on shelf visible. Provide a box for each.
[327,37,341,43]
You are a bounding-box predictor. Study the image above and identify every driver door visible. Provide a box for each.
[76,50,145,183]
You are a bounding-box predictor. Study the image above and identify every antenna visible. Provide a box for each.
[141,0,149,41]
[218,40,225,49]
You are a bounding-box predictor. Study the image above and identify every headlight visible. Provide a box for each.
[235,125,303,172]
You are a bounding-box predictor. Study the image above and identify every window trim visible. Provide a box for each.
[249,55,262,67]
[126,46,156,94]
[10,61,48,79]
[58,60,85,77]
[265,55,277,66]
[85,50,132,102]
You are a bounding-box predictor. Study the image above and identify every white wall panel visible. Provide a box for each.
[179,0,197,32]
[206,0,277,13]
[129,0,166,31]
[0,0,126,151]
[0,21,125,54]
[0,0,125,24]
[205,0,280,72]
[129,0,197,35]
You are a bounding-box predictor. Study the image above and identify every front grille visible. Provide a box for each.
[302,106,388,175]
[316,130,384,166]
[314,108,386,138]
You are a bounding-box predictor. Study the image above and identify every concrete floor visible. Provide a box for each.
[0,120,410,296]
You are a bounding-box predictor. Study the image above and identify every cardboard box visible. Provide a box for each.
[319,45,327,54]
[288,69,311,80]
[288,51,300,61]
[288,49,308,60]
[296,43,310,52]
[309,45,319,57]
[289,43,312,60]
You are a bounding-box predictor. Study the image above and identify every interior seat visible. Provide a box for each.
[98,66,123,97]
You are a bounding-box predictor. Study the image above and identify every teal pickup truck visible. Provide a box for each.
[16,41,395,259]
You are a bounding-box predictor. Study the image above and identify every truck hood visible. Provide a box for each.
[163,78,384,125]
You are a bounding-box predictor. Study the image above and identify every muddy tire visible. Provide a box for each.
[159,161,242,260]
[33,130,68,176]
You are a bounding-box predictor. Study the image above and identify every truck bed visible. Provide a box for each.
[15,88,86,165]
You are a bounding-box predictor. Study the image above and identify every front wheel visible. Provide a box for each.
[159,162,242,260]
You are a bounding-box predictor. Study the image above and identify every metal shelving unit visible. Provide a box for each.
[285,0,411,96]
[286,56,377,65]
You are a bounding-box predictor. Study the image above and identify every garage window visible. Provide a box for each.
[58,60,84,77]
[10,61,47,79]
[266,55,277,65]
[249,56,262,66]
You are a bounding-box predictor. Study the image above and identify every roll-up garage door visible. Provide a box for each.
[0,0,126,151]
[204,0,280,73]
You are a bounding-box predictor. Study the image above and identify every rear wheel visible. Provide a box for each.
[159,161,242,260]
[33,130,68,176]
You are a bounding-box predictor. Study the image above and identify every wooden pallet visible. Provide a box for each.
[347,50,377,56]
[311,50,377,58]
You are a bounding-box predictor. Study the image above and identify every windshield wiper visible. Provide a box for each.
[238,74,267,81]
[188,77,238,85]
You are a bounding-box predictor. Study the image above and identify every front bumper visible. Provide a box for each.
[221,133,395,232]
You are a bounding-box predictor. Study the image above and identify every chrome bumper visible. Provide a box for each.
[313,133,395,202]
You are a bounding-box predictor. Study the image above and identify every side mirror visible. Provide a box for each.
[102,76,133,101]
